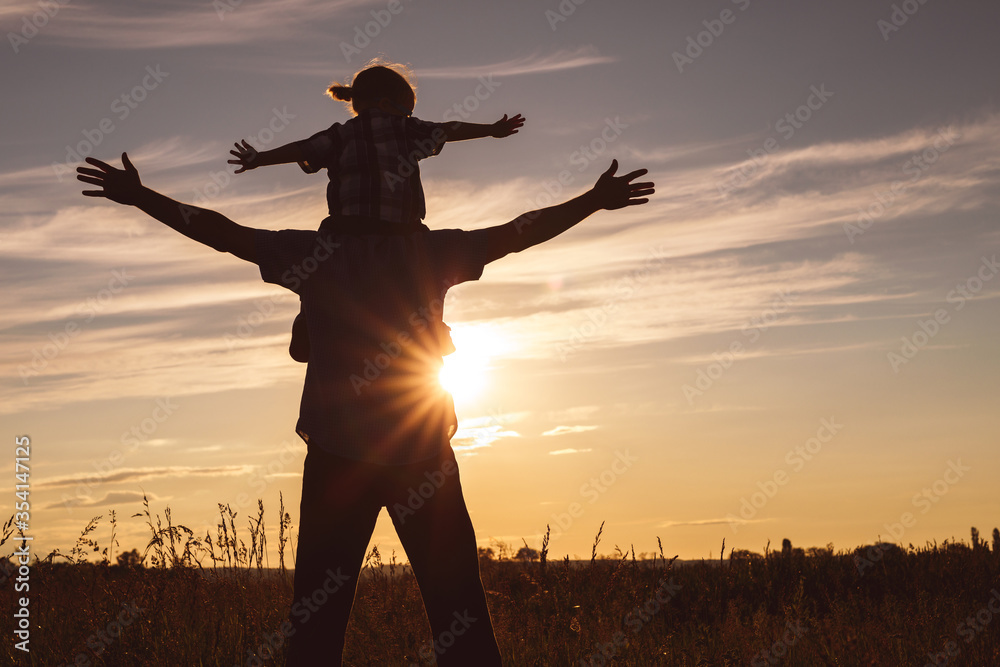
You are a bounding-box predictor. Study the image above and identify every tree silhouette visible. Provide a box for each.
[116,548,142,568]
[515,546,539,563]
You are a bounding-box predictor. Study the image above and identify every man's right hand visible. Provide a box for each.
[591,160,654,210]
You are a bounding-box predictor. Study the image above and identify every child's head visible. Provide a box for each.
[328,59,416,117]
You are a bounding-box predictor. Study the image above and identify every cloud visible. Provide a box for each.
[456,412,531,429]
[542,425,598,437]
[36,465,253,489]
[452,421,521,452]
[447,113,1000,362]
[660,517,776,528]
[44,489,160,510]
[548,448,593,455]
[5,0,372,50]
[545,405,600,422]
[418,46,617,79]
[5,113,1000,413]
[245,45,619,79]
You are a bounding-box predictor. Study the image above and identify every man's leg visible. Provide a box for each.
[286,448,382,666]
[388,448,502,666]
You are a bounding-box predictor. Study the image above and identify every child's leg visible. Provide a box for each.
[286,448,382,666]
[388,449,502,666]
[289,302,309,363]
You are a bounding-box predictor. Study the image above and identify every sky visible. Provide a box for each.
[1,0,999,565]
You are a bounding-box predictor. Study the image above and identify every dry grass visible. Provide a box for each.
[2,500,999,665]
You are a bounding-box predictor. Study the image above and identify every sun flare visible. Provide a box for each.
[438,324,509,404]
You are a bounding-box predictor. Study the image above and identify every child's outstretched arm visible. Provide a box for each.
[483,160,653,264]
[228,140,306,174]
[78,153,257,263]
[442,113,525,142]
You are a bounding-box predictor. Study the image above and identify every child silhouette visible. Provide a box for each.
[228,60,524,362]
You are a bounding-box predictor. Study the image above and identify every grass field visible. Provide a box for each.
[2,500,999,666]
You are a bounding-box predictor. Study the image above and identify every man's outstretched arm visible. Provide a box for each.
[77,153,257,263]
[483,160,654,264]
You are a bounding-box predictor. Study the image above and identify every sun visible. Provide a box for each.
[438,324,508,404]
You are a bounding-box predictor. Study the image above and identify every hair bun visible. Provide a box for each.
[328,84,353,101]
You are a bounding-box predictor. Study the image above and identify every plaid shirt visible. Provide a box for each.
[255,227,489,465]
[295,110,447,226]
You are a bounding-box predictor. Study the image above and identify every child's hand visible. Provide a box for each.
[77,153,144,206]
[591,160,654,210]
[491,114,525,138]
[228,140,260,174]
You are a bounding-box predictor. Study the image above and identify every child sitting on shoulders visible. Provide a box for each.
[228,59,524,362]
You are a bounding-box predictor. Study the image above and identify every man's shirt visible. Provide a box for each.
[255,228,488,464]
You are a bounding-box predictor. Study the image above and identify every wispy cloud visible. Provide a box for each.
[6,114,999,414]
[43,489,159,510]
[418,46,617,79]
[6,0,371,50]
[36,465,253,490]
[448,113,1000,361]
[452,420,520,452]
[542,425,598,437]
[548,448,593,455]
[660,517,775,528]
[545,405,600,422]
[246,45,619,80]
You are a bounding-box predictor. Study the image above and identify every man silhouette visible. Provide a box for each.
[77,153,653,665]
